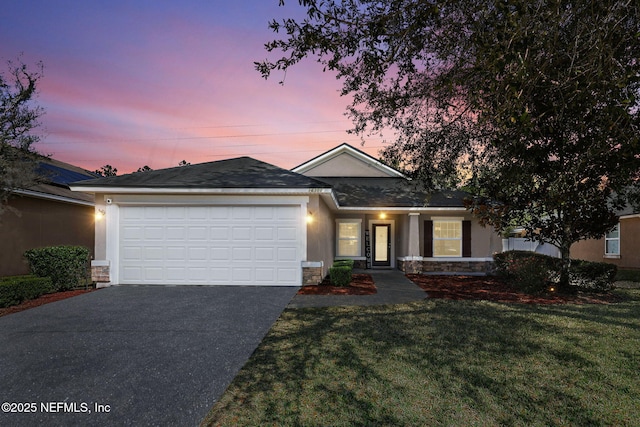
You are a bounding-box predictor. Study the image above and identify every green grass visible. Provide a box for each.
[202,290,640,426]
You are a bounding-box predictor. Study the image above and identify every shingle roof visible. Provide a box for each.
[71,157,331,189]
[315,177,468,208]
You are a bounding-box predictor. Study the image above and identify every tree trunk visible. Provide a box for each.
[558,241,574,294]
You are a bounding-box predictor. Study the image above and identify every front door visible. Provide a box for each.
[372,224,391,267]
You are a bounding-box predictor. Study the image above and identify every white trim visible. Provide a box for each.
[422,257,493,262]
[336,218,363,257]
[604,223,620,257]
[292,144,406,178]
[620,213,640,220]
[105,202,120,285]
[337,206,467,212]
[302,261,323,268]
[432,219,463,257]
[69,186,333,195]
[398,256,423,261]
[13,189,94,206]
[106,194,311,206]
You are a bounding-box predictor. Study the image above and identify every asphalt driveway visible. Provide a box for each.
[0,285,298,426]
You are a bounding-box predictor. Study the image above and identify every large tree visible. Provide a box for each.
[0,59,44,217]
[258,0,640,288]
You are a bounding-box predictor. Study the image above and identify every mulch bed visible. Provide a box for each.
[297,274,377,295]
[0,289,95,317]
[407,274,623,305]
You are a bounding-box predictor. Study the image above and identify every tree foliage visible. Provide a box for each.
[0,59,44,216]
[259,0,640,287]
[94,164,118,177]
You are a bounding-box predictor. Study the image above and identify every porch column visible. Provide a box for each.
[407,213,420,257]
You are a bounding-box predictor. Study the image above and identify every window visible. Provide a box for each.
[605,223,620,257]
[336,219,361,257]
[433,220,462,257]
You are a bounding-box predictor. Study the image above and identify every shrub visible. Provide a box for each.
[0,275,53,308]
[569,259,617,292]
[494,251,617,294]
[333,259,355,269]
[24,245,90,291]
[329,265,352,287]
[494,251,558,294]
[614,269,640,283]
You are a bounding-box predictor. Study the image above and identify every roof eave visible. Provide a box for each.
[68,186,333,196]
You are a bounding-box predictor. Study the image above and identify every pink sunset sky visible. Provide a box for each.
[1,1,388,174]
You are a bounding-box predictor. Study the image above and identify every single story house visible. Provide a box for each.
[1,157,96,277]
[70,144,501,287]
[571,204,640,270]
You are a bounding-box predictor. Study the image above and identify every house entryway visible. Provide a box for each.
[370,220,394,268]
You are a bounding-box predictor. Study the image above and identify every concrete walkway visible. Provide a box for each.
[288,269,427,308]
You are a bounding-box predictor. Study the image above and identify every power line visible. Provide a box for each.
[39,129,351,145]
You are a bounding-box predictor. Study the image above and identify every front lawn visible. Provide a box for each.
[202,289,640,426]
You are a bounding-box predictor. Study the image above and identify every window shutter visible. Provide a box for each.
[424,220,433,257]
[462,220,472,257]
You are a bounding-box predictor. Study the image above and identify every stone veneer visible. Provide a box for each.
[398,259,495,274]
[91,260,110,283]
[302,262,324,286]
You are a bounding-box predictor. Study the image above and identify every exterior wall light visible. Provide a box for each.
[95,209,106,221]
[379,213,387,219]
[306,211,314,224]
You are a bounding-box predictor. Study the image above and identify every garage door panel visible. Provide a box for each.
[210,227,229,240]
[232,267,252,282]
[119,205,302,286]
[144,208,164,220]
[166,207,185,219]
[121,246,142,261]
[210,247,230,260]
[232,206,253,220]
[187,207,208,220]
[166,246,186,260]
[278,268,298,282]
[255,227,274,240]
[188,247,208,260]
[188,226,208,240]
[145,247,164,260]
[255,247,275,261]
[144,227,164,240]
[254,268,275,282]
[122,226,144,240]
[277,227,297,241]
[166,226,186,240]
[232,226,252,240]
[166,267,186,281]
[144,267,164,281]
[232,247,252,260]
[278,247,297,261]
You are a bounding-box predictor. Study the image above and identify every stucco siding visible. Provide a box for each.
[301,152,392,177]
[1,196,95,276]
[571,217,640,270]
[306,195,335,277]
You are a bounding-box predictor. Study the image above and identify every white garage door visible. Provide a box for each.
[118,205,302,286]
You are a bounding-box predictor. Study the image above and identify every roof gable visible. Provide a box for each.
[292,143,405,178]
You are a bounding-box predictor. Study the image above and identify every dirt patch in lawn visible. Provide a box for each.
[0,289,95,318]
[407,274,622,305]
[297,274,376,295]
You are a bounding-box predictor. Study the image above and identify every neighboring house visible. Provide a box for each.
[70,143,502,287]
[571,204,640,270]
[1,157,96,277]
